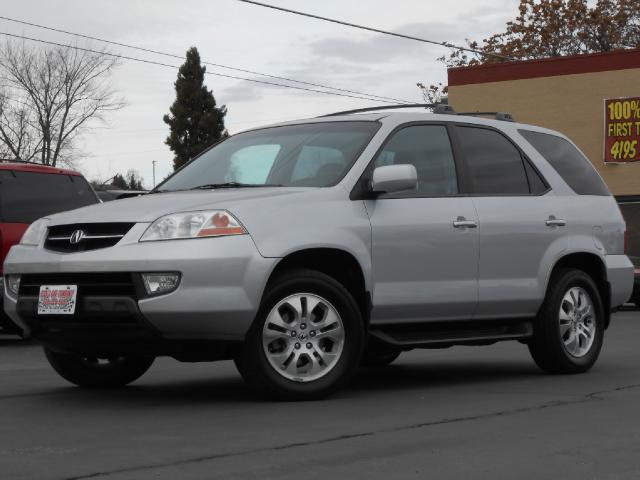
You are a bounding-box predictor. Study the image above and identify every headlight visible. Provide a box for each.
[20,218,50,246]
[139,210,246,242]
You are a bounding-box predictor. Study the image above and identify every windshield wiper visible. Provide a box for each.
[190,182,283,190]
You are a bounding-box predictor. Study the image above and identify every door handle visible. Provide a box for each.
[453,217,478,228]
[545,216,566,227]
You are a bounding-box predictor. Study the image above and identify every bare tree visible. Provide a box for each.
[417,82,449,105]
[0,40,124,166]
[0,92,41,161]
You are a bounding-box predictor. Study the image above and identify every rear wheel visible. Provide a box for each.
[528,268,604,374]
[44,348,154,387]
[235,269,365,400]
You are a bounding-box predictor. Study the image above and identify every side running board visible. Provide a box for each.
[370,320,533,349]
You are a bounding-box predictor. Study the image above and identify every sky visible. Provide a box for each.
[0,0,519,188]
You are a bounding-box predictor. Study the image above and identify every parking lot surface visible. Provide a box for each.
[1,310,639,480]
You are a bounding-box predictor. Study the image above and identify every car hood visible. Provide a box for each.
[47,188,315,225]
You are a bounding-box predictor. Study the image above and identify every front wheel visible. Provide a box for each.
[528,268,604,374]
[45,348,154,387]
[235,269,365,400]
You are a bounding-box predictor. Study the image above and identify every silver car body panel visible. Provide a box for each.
[471,192,569,319]
[365,196,479,323]
[3,112,634,340]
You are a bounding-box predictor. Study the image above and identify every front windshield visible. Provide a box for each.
[157,121,380,192]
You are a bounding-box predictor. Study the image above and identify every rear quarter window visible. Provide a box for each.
[519,130,610,196]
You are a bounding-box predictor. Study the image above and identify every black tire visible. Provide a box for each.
[235,269,365,400]
[362,345,401,367]
[44,348,154,387]
[528,268,604,374]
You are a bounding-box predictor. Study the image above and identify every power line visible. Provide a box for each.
[0,31,409,104]
[238,0,516,62]
[0,15,412,104]
[92,115,296,135]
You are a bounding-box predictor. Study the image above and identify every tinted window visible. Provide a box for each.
[158,122,379,191]
[519,130,610,196]
[0,171,98,223]
[524,160,548,194]
[458,126,529,195]
[374,125,458,196]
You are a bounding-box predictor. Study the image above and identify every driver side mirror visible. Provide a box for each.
[371,164,417,195]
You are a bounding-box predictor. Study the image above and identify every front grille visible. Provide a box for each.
[19,272,138,297]
[45,223,134,252]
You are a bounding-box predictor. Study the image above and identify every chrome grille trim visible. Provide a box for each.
[44,223,135,253]
[48,234,125,241]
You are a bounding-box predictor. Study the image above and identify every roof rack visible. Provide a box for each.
[457,112,516,122]
[319,105,516,122]
[321,103,456,117]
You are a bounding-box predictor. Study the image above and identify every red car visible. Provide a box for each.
[1,161,99,333]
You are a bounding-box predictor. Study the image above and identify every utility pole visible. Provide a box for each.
[152,160,157,188]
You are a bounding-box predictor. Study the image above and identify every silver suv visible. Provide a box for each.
[3,108,634,399]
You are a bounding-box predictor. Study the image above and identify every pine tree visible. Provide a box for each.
[125,169,144,190]
[110,174,128,190]
[109,170,144,190]
[163,47,227,170]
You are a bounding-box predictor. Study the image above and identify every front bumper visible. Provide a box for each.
[3,224,278,343]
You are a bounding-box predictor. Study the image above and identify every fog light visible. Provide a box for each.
[6,275,21,296]
[141,273,180,296]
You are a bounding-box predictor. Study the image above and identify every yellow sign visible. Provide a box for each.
[605,97,640,163]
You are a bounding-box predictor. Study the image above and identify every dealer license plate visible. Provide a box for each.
[37,285,78,315]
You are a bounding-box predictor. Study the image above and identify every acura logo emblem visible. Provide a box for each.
[69,230,85,244]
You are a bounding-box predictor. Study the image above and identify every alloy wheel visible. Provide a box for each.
[262,293,345,382]
[559,286,596,358]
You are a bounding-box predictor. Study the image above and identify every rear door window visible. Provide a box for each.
[519,130,610,196]
[457,126,530,195]
[0,171,98,223]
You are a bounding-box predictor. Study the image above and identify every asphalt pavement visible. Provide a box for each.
[1,310,640,480]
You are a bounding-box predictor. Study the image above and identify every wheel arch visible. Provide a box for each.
[264,248,371,327]
[545,252,611,328]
